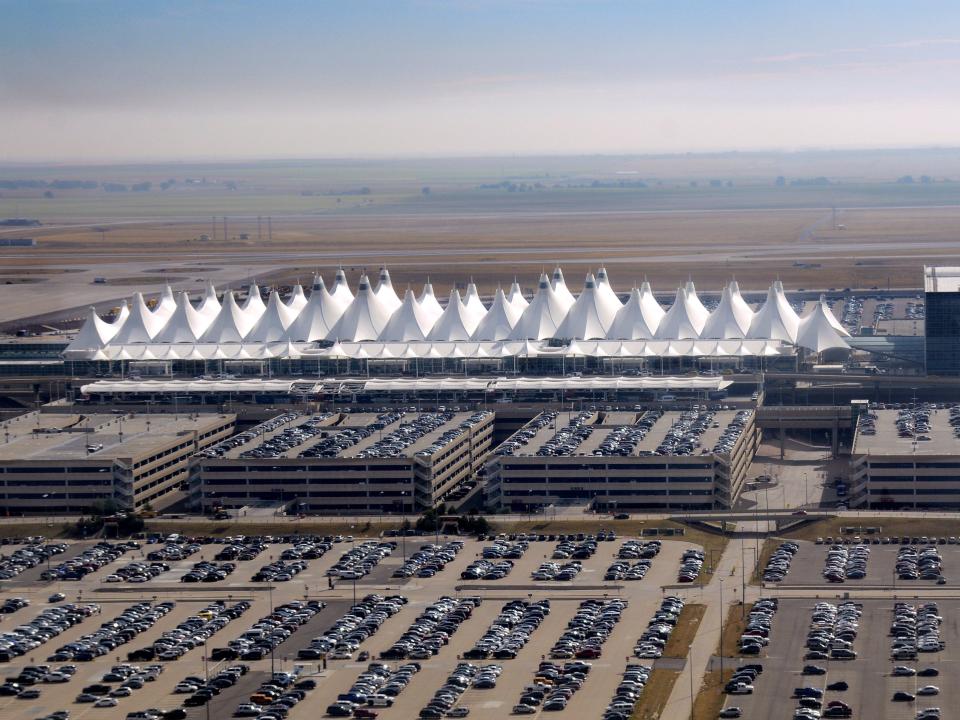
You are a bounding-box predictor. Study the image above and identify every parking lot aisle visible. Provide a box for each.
[460,598,585,720]
[562,590,665,719]
[661,534,761,720]
[375,600,503,720]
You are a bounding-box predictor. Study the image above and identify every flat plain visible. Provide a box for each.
[3,151,960,324]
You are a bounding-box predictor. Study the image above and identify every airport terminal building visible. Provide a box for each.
[484,407,759,512]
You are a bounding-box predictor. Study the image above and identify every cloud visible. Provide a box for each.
[753,38,960,64]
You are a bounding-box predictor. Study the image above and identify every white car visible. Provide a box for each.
[94,698,118,708]
[42,673,70,683]
[174,683,199,694]
[917,686,940,696]
[329,650,353,660]
[109,687,132,697]
[104,575,122,583]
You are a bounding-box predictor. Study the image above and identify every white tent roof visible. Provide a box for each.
[329,274,393,341]
[112,293,166,344]
[463,282,488,323]
[246,290,299,343]
[683,280,710,328]
[748,281,800,342]
[112,300,130,328]
[473,287,523,340]
[655,287,708,339]
[427,289,481,341]
[330,268,354,307]
[506,281,529,312]
[379,289,438,341]
[199,290,255,343]
[153,291,210,343]
[284,275,346,342]
[374,267,402,313]
[555,273,620,340]
[286,284,308,313]
[607,283,663,339]
[817,296,849,336]
[550,267,576,310]
[797,299,851,353]
[153,285,177,322]
[417,282,444,324]
[197,282,221,319]
[242,283,267,321]
[509,273,571,340]
[65,307,116,353]
[595,267,623,309]
[700,281,754,339]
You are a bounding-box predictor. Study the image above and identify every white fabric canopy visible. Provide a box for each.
[473,287,523,340]
[330,268,355,307]
[701,281,754,339]
[199,290,255,343]
[507,281,529,312]
[428,290,481,341]
[418,282,444,324]
[607,284,662,340]
[374,267,402,313]
[554,273,620,340]
[197,282,221,319]
[112,293,165,344]
[797,298,851,352]
[153,291,210,343]
[655,287,707,339]
[284,276,346,342]
[748,281,800,343]
[380,289,437,341]
[245,290,298,343]
[551,266,576,311]
[329,274,393,341]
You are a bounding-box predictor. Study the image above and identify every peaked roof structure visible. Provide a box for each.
[245,290,299,343]
[683,280,711,328]
[595,266,623,309]
[112,293,166,344]
[380,289,437,341]
[473,287,523,340]
[555,273,621,340]
[655,287,708,339]
[463,282,488,323]
[286,284,308,313]
[747,281,800,342]
[329,274,393,341]
[112,301,130,328]
[797,298,851,352]
[817,296,849,336]
[197,282,221,319]
[701,282,755,339]
[241,283,267,321]
[330,268,355,307]
[153,291,211,343]
[283,275,346,342]
[417,282,444,324]
[153,285,177,322]
[607,283,663,339]
[550,266,576,310]
[199,290,256,343]
[374,267,402,313]
[507,281,529,312]
[427,290,481,341]
[510,273,570,340]
[65,306,117,354]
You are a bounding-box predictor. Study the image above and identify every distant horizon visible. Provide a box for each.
[4,1,960,162]
[3,144,960,169]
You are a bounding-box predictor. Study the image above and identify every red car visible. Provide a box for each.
[354,709,378,719]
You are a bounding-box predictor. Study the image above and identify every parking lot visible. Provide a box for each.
[720,598,957,720]
[767,539,960,589]
[0,533,702,720]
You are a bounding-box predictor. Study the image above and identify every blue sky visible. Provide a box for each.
[2,0,960,160]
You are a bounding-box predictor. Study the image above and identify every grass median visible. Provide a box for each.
[719,603,753,657]
[664,603,707,658]
[630,668,682,720]
[692,668,735,720]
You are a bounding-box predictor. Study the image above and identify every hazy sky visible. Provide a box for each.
[3,0,960,161]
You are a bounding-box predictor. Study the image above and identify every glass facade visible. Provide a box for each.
[925,291,960,375]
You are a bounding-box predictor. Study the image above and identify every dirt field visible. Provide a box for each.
[2,153,960,324]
